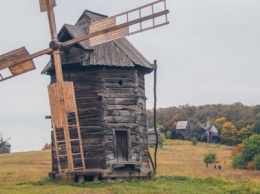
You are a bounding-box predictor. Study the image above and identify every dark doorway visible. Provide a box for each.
[115,131,128,161]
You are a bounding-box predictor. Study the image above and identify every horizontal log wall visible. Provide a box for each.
[50,65,150,177]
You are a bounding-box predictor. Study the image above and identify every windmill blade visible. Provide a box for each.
[39,0,63,83]
[40,0,75,172]
[62,0,169,48]
[3,137,11,143]
[0,0,56,82]
[0,46,52,82]
[0,0,169,82]
[0,47,35,82]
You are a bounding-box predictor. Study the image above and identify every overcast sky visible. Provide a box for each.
[0,0,260,152]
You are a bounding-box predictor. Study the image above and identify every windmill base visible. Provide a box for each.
[49,166,152,182]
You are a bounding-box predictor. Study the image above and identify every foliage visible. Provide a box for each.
[242,134,260,162]
[165,131,172,139]
[247,162,255,171]
[231,135,260,169]
[203,153,217,164]
[252,120,260,134]
[214,117,226,132]
[160,133,166,148]
[191,137,198,146]
[220,122,239,146]
[147,103,260,146]
[253,154,260,170]
[238,126,253,142]
[232,153,247,169]
[231,143,244,157]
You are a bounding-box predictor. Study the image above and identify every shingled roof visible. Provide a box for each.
[42,10,155,74]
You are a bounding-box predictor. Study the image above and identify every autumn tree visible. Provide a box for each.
[231,143,244,157]
[238,125,253,142]
[220,121,239,146]
[214,117,226,132]
[232,134,260,169]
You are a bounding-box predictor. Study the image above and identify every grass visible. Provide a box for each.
[0,140,260,193]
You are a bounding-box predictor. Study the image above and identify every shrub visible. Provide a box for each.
[160,134,166,148]
[165,131,172,139]
[232,153,247,169]
[253,154,260,170]
[191,137,198,146]
[231,143,244,156]
[247,162,254,171]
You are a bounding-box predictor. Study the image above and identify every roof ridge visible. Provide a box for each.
[83,10,108,18]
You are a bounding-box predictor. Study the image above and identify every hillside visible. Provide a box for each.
[147,103,260,145]
[0,140,260,193]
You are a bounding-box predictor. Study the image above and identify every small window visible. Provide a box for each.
[118,80,123,86]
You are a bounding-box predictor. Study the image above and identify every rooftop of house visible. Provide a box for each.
[147,128,161,134]
[176,121,188,130]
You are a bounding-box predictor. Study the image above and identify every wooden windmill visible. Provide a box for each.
[0,133,11,154]
[0,0,169,178]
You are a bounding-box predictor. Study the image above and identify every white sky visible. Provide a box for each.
[0,0,260,152]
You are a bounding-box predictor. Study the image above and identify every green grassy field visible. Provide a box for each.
[0,140,259,194]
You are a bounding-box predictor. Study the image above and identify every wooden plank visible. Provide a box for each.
[39,0,56,12]
[62,82,77,113]
[89,17,116,33]
[48,83,62,128]
[90,27,129,46]
[9,60,35,76]
[0,47,35,78]
[0,47,27,67]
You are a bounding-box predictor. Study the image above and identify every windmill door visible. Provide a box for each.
[115,131,128,161]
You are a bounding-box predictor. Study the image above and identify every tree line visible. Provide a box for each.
[147,102,260,146]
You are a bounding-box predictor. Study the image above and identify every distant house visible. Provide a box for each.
[147,128,162,147]
[176,121,189,140]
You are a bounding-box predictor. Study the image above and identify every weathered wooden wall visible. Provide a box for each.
[49,65,150,178]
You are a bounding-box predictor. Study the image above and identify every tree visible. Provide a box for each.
[231,143,244,157]
[191,137,198,146]
[242,134,260,162]
[214,117,226,132]
[165,131,172,139]
[252,120,260,134]
[238,126,253,142]
[232,134,260,169]
[220,122,239,146]
[203,153,217,167]
[253,154,260,170]
[232,153,247,169]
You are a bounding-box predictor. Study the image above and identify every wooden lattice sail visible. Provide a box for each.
[0,47,35,81]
